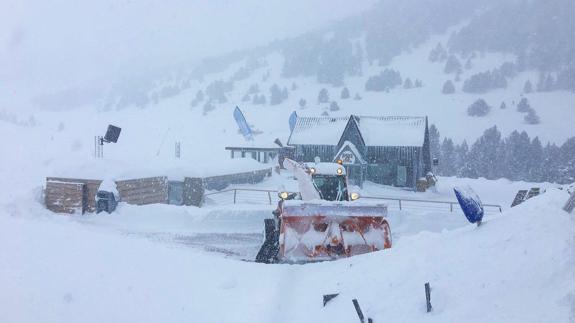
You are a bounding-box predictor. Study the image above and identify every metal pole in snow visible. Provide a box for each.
[425,282,432,313]
[175,141,181,158]
[352,299,366,323]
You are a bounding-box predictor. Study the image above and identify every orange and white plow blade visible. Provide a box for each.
[278,205,391,262]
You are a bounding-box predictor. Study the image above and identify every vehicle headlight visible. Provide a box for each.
[336,167,343,175]
[350,192,360,201]
[309,167,316,174]
[279,191,289,200]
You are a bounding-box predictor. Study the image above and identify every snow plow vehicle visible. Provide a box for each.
[255,158,392,263]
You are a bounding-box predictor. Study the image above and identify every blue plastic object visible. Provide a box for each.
[454,186,484,224]
[289,111,298,132]
[233,106,253,141]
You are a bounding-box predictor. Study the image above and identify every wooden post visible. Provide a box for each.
[425,282,432,313]
[564,191,575,213]
[398,199,402,210]
[450,203,453,212]
[233,189,237,204]
[352,299,365,323]
[267,191,272,205]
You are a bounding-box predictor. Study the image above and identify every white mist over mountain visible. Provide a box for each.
[0,0,377,106]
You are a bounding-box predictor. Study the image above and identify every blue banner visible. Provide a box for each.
[289,111,298,132]
[454,186,484,224]
[233,106,253,141]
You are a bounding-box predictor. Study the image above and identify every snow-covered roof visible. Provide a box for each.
[358,116,426,147]
[287,116,350,145]
[287,115,427,147]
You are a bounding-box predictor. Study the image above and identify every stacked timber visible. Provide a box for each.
[116,176,168,205]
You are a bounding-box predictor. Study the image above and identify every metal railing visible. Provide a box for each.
[203,188,503,213]
[361,195,502,213]
[204,188,279,205]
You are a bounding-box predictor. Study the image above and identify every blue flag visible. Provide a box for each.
[233,106,253,141]
[289,111,298,132]
[454,186,484,224]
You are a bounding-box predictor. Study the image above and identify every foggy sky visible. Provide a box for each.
[0,0,377,99]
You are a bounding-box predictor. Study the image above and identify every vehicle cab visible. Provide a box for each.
[303,162,358,202]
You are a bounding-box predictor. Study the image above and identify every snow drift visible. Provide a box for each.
[1,189,573,322]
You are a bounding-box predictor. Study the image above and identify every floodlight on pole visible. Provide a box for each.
[95,125,121,158]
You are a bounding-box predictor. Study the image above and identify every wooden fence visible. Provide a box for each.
[116,176,169,205]
[46,177,102,213]
[44,167,273,213]
[45,180,87,214]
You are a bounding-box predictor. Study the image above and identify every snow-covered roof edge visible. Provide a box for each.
[288,115,428,147]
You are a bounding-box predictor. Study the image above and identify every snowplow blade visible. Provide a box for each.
[278,203,391,262]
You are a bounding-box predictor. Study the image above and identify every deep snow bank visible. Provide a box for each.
[0,189,574,322]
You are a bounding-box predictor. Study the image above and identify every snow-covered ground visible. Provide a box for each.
[1,179,573,322]
[1,17,574,323]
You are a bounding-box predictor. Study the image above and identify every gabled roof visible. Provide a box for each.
[358,116,426,147]
[287,116,349,145]
[287,115,427,147]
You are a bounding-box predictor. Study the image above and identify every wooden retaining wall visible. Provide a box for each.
[116,176,168,205]
[45,168,271,212]
[183,177,204,207]
[45,180,87,214]
[46,177,102,213]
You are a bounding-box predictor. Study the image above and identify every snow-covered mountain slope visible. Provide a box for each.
[3,30,574,203]
[64,28,575,149]
[1,186,573,322]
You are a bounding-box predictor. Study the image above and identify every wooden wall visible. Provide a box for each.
[45,180,87,214]
[116,176,168,205]
[183,177,204,207]
[45,169,271,213]
[46,177,102,212]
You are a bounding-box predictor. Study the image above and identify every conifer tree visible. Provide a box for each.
[318,88,329,103]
